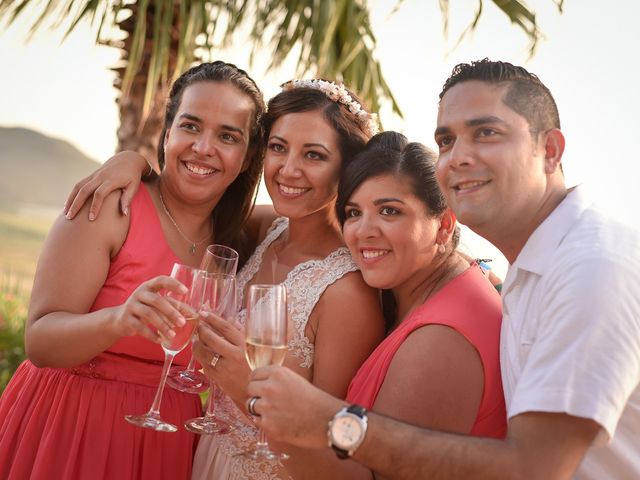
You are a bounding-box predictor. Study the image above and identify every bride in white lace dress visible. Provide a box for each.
[191,81,386,480]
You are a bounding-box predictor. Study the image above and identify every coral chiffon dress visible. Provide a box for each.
[0,184,201,479]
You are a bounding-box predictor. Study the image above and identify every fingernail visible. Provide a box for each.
[177,315,186,326]
[65,212,72,220]
[89,212,95,221]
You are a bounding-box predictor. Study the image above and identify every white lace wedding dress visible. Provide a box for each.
[192,217,359,480]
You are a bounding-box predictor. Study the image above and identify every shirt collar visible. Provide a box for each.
[503,184,593,288]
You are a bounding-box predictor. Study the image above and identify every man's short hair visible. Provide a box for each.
[439,59,561,135]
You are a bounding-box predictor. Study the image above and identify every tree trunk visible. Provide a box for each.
[114,5,179,167]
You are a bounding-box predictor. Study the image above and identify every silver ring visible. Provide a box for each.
[247,395,260,416]
[210,353,221,368]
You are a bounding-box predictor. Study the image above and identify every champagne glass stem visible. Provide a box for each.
[147,351,175,417]
[184,346,197,373]
[204,384,216,418]
[256,428,269,453]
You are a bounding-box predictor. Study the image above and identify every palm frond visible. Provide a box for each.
[244,0,401,117]
[491,0,541,57]
[440,0,561,58]
[0,0,563,135]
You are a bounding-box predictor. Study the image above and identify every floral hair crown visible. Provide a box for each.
[281,79,380,137]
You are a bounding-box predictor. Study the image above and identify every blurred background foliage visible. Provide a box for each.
[0,210,51,393]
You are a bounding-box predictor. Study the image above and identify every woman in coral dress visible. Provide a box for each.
[0,61,266,480]
[56,78,387,480]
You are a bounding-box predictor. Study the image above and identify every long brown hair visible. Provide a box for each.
[156,61,266,266]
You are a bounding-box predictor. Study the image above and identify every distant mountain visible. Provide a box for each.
[0,126,102,209]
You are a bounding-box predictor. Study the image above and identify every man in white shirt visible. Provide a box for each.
[246,59,640,479]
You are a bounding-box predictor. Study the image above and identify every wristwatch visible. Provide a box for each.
[327,404,368,459]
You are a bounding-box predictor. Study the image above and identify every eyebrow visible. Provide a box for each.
[345,197,405,207]
[374,197,404,205]
[178,113,246,135]
[269,135,332,154]
[434,115,506,136]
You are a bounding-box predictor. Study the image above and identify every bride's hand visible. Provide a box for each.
[193,313,251,411]
[64,151,157,221]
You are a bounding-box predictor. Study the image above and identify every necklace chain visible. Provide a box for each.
[158,189,211,255]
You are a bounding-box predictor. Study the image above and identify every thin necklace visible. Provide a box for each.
[158,189,212,255]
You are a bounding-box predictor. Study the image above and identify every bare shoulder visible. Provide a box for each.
[246,204,278,244]
[375,324,484,431]
[317,270,383,327]
[325,269,380,306]
[51,189,129,256]
[394,323,487,376]
[28,190,129,327]
[309,269,384,397]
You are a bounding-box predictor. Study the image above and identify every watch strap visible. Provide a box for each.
[346,404,366,418]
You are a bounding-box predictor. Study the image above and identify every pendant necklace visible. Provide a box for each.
[158,189,212,255]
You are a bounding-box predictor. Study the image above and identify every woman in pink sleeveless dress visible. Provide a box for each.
[246,131,506,480]
[0,61,266,480]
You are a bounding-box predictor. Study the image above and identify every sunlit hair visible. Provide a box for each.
[261,83,374,172]
[439,58,560,135]
[156,61,266,265]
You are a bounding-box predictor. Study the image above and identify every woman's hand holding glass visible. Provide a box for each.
[184,273,238,434]
[167,244,239,394]
[125,263,205,432]
[111,275,189,344]
[192,300,252,416]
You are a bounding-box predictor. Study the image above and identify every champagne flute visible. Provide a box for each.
[240,284,288,460]
[125,263,205,432]
[184,273,237,434]
[167,244,239,393]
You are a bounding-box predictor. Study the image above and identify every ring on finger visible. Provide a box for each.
[247,395,260,417]
[210,352,221,368]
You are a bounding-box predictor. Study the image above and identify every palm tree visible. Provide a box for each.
[0,0,563,159]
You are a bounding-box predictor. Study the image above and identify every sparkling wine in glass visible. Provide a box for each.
[124,263,204,432]
[240,284,288,461]
[167,244,239,393]
[184,273,237,434]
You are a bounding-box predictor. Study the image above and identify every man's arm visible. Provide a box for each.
[248,366,600,480]
[357,410,599,480]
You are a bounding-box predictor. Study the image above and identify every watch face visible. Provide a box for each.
[332,414,363,448]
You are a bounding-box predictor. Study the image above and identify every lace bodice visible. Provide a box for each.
[192,217,360,480]
[236,217,358,368]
